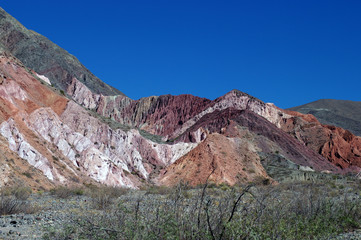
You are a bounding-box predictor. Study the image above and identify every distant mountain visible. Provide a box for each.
[289,99,361,136]
[0,7,123,96]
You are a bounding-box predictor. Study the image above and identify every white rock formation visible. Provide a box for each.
[0,118,54,180]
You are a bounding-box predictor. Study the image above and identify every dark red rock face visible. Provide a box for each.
[178,109,340,173]
[96,94,212,136]
[95,87,361,174]
[139,95,212,136]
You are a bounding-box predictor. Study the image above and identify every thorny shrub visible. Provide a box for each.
[43,180,361,239]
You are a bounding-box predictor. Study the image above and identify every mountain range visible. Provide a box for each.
[0,7,360,190]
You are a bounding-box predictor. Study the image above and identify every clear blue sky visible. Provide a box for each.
[1,0,360,108]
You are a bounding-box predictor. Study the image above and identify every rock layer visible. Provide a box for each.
[69,76,361,174]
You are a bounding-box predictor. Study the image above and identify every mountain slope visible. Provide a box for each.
[289,99,361,136]
[0,50,203,188]
[0,7,360,189]
[1,45,359,189]
[73,81,361,172]
[0,7,122,97]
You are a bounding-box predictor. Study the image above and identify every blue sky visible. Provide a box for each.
[1,0,360,108]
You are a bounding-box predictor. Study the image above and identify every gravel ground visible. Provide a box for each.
[331,230,361,240]
[0,193,92,240]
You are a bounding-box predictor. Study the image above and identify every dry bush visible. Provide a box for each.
[143,185,173,195]
[0,196,40,215]
[50,186,85,199]
[13,186,32,200]
[0,186,39,215]
[1,186,32,200]
[88,186,129,210]
[43,179,361,239]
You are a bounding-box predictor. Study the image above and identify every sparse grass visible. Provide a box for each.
[143,185,173,195]
[139,129,167,144]
[85,108,131,131]
[43,179,361,240]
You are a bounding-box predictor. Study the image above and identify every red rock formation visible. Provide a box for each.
[158,133,270,186]
[1,34,360,190]
[69,77,361,175]
[0,52,200,188]
[179,109,339,172]
[281,110,361,170]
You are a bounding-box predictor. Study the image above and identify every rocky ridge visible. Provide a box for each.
[0,7,122,96]
[68,76,361,178]
[289,99,361,136]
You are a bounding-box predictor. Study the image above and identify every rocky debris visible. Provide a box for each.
[178,109,339,172]
[332,230,361,240]
[0,48,360,189]
[59,59,361,179]
[0,193,94,239]
[72,79,213,137]
[66,77,102,109]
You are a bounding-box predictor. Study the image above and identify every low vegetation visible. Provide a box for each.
[50,186,85,199]
[0,186,39,215]
[43,178,361,240]
[89,185,130,210]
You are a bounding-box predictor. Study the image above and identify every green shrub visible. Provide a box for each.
[22,171,32,178]
[0,196,39,215]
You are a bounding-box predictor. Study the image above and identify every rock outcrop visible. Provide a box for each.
[68,76,361,174]
[0,51,199,188]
